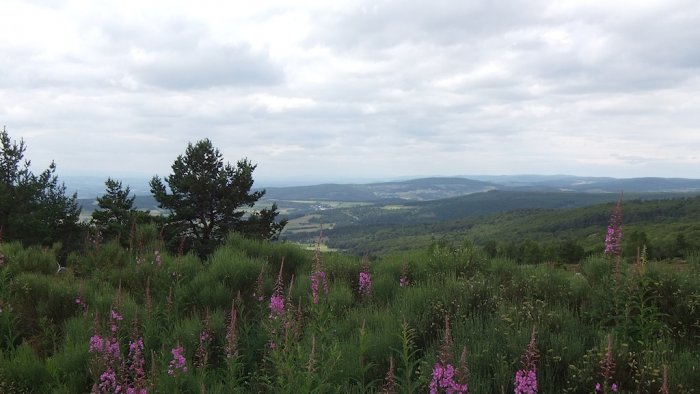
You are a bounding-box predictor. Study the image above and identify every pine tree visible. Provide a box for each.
[0,126,82,248]
[149,139,286,257]
[92,178,147,242]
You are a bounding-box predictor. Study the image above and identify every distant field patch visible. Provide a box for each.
[382,204,410,210]
[283,214,334,234]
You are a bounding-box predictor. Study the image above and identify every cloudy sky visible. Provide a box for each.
[2,0,700,186]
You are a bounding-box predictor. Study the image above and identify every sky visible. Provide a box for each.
[1,0,700,186]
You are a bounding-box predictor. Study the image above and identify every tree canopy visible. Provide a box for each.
[0,126,82,248]
[150,139,286,257]
[92,178,150,243]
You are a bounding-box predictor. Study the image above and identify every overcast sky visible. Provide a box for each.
[2,0,700,186]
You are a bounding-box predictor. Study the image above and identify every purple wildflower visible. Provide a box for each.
[109,309,123,334]
[359,256,372,297]
[269,260,286,318]
[195,313,212,370]
[514,370,538,394]
[310,270,328,304]
[514,327,539,394]
[382,356,396,394]
[98,368,118,393]
[595,335,619,394]
[154,250,161,267]
[89,334,104,353]
[127,337,146,383]
[604,193,623,256]
[310,227,330,304]
[167,346,188,376]
[269,294,285,317]
[430,317,469,393]
[430,363,468,394]
[105,338,121,360]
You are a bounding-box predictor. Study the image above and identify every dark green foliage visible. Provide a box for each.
[0,127,82,250]
[150,139,287,258]
[307,192,700,258]
[91,178,151,243]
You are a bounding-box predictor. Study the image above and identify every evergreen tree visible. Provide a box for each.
[0,126,82,248]
[150,138,286,257]
[92,178,148,242]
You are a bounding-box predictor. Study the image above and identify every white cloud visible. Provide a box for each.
[1,0,699,183]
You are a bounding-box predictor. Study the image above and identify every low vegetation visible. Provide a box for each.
[1,224,699,392]
[2,129,699,392]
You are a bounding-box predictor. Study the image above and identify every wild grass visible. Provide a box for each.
[0,231,699,392]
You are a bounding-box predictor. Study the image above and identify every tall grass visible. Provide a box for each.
[0,229,699,392]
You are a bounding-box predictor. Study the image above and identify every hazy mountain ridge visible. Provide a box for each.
[75,175,700,214]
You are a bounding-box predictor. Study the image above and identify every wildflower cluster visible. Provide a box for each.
[359,255,372,297]
[310,228,330,304]
[595,335,619,393]
[269,262,286,319]
[167,346,188,377]
[126,337,147,393]
[382,356,396,394]
[110,310,123,334]
[604,193,623,256]
[514,327,539,394]
[89,310,125,393]
[430,316,469,394]
[195,312,212,370]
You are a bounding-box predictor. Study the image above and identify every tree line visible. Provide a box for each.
[0,127,286,259]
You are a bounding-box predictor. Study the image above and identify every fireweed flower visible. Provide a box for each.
[89,334,104,353]
[595,335,619,394]
[154,250,161,267]
[514,327,539,394]
[430,363,468,394]
[514,370,537,394]
[269,260,286,318]
[310,270,328,304]
[195,314,212,369]
[604,193,623,256]
[269,294,285,317]
[168,346,188,376]
[430,317,469,394]
[359,256,372,297]
[127,337,146,383]
[98,368,119,393]
[109,309,123,334]
[399,261,410,287]
[310,228,330,304]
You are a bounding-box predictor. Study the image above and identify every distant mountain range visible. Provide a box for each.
[74,175,700,213]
